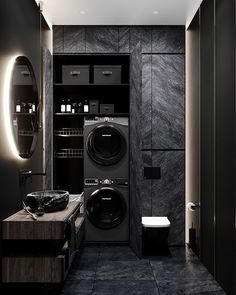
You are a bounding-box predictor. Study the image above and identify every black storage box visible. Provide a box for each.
[13,65,32,85]
[100,104,114,114]
[62,65,89,85]
[94,65,121,85]
[89,100,99,113]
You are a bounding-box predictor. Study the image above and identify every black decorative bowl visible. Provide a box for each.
[25,190,69,213]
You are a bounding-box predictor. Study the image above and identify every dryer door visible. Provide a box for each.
[86,187,126,229]
[86,125,126,166]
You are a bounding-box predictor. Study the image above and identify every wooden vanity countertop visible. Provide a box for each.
[2,200,83,240]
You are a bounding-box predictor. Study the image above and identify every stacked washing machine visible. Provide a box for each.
[84,117,129,242]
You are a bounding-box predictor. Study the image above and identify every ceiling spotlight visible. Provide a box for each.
[153,10,159,15]
[80,10,86,15]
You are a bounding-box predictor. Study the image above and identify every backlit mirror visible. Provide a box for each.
[11,56,39,158]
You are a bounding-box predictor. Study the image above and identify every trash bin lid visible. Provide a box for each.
[142,217,170,228]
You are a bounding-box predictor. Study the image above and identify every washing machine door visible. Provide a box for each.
[86,187,126,229]
[86,124,126,166]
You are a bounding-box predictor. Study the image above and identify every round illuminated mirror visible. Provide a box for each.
[11,56,39,158]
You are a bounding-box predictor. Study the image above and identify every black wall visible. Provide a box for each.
[0,0,43,221]
[215,0,235,292]
[53,25,185,250]
[188,0,236,293]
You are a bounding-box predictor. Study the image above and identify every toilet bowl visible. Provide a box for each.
[142,216,171,255]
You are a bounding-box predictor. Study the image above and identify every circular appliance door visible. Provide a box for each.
[86,124,126,166]
[86,187,127,229]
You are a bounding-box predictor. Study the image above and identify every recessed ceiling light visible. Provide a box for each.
[153,10,159,15]
[80,10,86,15]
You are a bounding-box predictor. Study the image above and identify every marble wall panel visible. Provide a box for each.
[151,151,185,245]
[152,26,185,53]
[85,26,119,53]
[152,54,185,149]
[64,26,86,53]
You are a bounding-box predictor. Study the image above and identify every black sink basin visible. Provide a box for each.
[25,190,69,213]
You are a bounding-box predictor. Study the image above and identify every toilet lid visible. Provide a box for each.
[142,217,170,228]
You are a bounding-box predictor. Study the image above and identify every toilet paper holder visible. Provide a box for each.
[187,202,200,211]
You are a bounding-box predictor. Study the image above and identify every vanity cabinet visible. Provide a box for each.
[1,201,84,283]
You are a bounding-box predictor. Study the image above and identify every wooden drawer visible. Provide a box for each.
[2,255,66,283]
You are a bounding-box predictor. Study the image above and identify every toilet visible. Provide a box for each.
[142,216,171,255]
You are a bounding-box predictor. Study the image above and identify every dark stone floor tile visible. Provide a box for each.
[158,278,223,295]
[92,280,159,295]
[67,251,99,280]
[99,246,140,261]
[96,260,154,280]
[197,291,226,295]
[80,245,101,254]
[196,291,226,295]
[61,279,93,295]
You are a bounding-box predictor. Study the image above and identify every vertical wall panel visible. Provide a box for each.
[152,55,185,149]
[186,11,201,255]
[152,26,185,53]
[53,26,64,53]
[130,43,143,257]
[64,26,85,53]
[200,0,215,275]
[43,48,53,190]
[129,26,152,53]
[141,151,152,216]
[85,26,119,53]
[141,55,152,149]
[0,0,43,220]
[152,151,185,245]
[118,26,130,53]
[215,0,235,293]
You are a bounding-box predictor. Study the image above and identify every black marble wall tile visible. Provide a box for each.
[130,43,143,257]
[151,151,185,246]
[53,26,63,53]
[118,26,130,53]
[130,26,152,53]
[142,54,152,149]
[152,26,185,53]
[141,151,152,216]
[152,54,185,149]
[43,48,53,190]
[64,26,85,53]
[85,26,119,53]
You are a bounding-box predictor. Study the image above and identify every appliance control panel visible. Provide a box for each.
[84,178,128,186]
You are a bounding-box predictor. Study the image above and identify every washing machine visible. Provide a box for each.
[84,117,129,178]
[84,178,129,242]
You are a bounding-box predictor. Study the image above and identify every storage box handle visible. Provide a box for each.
[102,71,113,76]
[70,70,81,76]
[21,70,30,76]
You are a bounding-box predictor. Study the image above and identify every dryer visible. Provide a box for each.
[84,117,129,178]
[84,178,129,242]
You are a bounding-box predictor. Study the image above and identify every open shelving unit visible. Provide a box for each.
[53,54,130,194]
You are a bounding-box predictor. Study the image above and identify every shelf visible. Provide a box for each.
[18,130,35,137]
[54,83,129,87]
[13,113,36,116]
[54,149,83,159]
[54,128,83,137]
[54,113,129,117]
